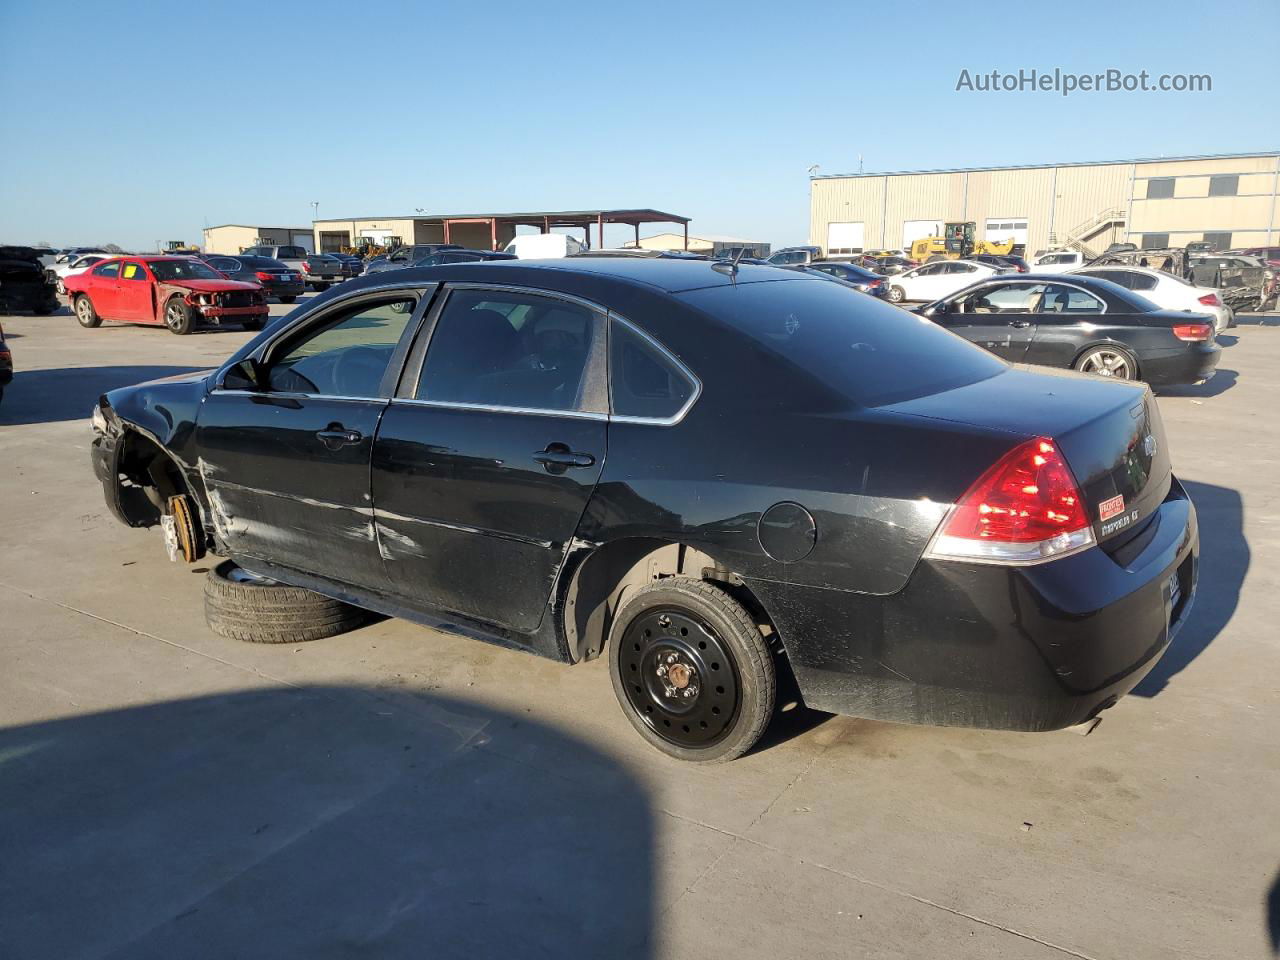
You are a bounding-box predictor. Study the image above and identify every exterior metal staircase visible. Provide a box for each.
[1047,207,1128,259]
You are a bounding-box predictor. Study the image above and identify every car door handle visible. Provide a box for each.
[533,449,595,469]
[316,427,362,449]
[1007,319,1032,328]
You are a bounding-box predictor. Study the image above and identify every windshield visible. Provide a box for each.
[149,259,221,281]
[680,277,1006,407]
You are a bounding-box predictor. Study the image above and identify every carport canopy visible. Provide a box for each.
[437,208,691,250]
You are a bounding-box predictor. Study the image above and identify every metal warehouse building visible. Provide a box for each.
[809,151,1280,258]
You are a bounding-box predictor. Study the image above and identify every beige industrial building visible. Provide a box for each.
[810,151,1280,258]
[202,224,314,255]
[310,209,691,254]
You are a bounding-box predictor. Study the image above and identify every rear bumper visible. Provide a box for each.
[1141,342,1220,386]
[749,477,1198,732]
[261,282,305,297]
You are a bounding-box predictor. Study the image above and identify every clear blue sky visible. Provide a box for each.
[2,0,1275,250]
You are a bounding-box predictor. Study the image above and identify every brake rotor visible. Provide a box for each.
[166,494,203,563]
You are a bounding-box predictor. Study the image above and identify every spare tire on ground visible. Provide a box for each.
[203,560,366,643]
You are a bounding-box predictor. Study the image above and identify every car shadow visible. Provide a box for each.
[1133,480,1248,697]
[0,686,654,960]
[1267,867,1279,954]
[1156,368,1237,399]
[0,365,204,426]
[1215,334,1239,347]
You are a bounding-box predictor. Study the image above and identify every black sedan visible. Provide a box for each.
[917,273,1220,386]
[90,259,1197,761]
[804,259,888,296]
[205,255,306,303]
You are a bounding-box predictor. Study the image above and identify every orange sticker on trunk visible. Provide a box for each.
[1099,494,1125,522]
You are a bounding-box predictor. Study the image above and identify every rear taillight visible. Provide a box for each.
[867,279,883,287]
[1172,323,1212,342]
[255,271,273,281]
[926,437,1094,564]
[1196,293,1222,307]
[301,262,312,273]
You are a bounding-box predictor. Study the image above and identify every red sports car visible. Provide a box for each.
[63,256,269,334]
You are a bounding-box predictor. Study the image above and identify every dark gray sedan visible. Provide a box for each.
[917,273,1219,386]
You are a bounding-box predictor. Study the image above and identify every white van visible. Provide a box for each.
[503,234,585,259]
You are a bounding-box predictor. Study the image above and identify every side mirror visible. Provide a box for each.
[222,358,265,392]
[931,301,949,315]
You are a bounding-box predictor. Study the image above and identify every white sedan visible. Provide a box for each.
[53,253,114,294]
[885,259,1004,303]
[1066,264,1232,333]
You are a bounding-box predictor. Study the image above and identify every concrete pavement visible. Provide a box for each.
[1,299,1277,959]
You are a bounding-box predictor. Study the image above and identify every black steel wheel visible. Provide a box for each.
[609,578,775,762]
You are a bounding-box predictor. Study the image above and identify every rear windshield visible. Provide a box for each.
[680,278,1006,407]
[278,246,307,259]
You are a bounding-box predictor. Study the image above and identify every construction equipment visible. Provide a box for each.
[909,222,1015,262]
[162,240,199,254]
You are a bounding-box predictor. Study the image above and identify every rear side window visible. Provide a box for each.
[681,278,1005,407]
[92,261,120,277]
[417,289,601,413]
[610,319,695,421]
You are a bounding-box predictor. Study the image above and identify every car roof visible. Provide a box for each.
[328,256,812,298]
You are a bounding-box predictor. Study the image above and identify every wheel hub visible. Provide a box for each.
[657,653,699,699]
[618,607,740,748]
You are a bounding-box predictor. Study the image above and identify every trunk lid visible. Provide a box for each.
[885,366,1171,547]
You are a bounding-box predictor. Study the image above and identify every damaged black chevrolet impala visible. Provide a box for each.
[91,259,1198,761]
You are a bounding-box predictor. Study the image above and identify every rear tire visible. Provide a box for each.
[203,561,366,644]
[73,294,100,328]
[609,578,775,763]
[242,316,263,331]
[163,297,193,335]
[278,295,297,304]
[1074,344,1137,380]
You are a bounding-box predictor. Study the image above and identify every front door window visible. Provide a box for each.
[267,297,418,398]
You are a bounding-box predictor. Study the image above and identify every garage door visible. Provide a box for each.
[901,220,942,250]
[984,218,1028,246]
[826,222,865,256]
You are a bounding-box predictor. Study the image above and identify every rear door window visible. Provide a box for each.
[416,289,603,413]
[92,261,121,278]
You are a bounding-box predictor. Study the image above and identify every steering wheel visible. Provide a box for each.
[331,345,390,396]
